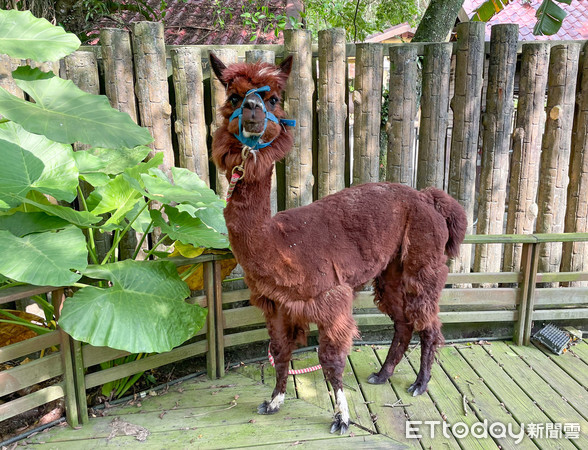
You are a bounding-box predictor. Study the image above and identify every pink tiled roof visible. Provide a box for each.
[462,0,588,40]
[92,0,287,45]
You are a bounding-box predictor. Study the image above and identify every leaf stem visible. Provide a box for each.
[77,185,99,264]
[180,263,202,281]
[143,234,169,260]
[72,282,92,289]
[132,203,164,260]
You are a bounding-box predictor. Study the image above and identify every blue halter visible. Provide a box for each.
[228,85,296,150]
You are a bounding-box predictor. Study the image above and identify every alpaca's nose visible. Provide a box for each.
[243,94,264,112]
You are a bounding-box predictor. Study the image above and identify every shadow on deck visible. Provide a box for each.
[20,340,588,449]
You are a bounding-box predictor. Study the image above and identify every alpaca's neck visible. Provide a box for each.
[224,167,272,251]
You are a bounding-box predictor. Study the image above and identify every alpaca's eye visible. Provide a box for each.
[229,94,241,106]
[268,97,279,106]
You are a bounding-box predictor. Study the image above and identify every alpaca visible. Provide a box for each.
[210,53,467,434]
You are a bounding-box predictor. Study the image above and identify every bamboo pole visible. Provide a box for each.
[386,45,418,187]
[353,43,383,185]
[245,49,279,215]
[417,43,452,190]
[209,48,237,198]
[474,24,518,277]
[284,29,314,208]
[131,22,174,174]
[101,28,145,261]
[536,43,582,284]
[503,43,550,273]
[448,22,485,275]
[562,42,588,286]
[171,47,209,184]
[317,28,346,199]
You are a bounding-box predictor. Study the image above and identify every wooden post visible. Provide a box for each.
[353,43,383,185]
[536,43,582,283]
[284,29,314,208]
[131,22,174,174]
[209,49,237,198]
[417,43,452,190]
[503,43,550,273]
[317,28,346,199]
[448,22,485,275]
[562,42,588,286]
[101,28,145,261]
[204,261,217,379]
[514,242,539,346]
[386,45,418,186]
[213,261,225,378]
[245,50,279,215]
[100,28,139,122]
[474,24,518,277]
[171,47,209,184]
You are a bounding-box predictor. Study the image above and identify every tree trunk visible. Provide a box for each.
[412,0,466,42]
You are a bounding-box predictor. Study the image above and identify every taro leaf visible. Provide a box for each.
[533,0,568,36]
[0,139,44,210]
[0,9,80,62]
[151,207,230,249]
[136,167,222,207]
[0,226,87,286]
[74,146,152,176]
[0,122,78,202]
[59,260,206,353]
[21,197,101,227]
[0,67,153,148]
[177,203,228,235]
[126,198,152,233]
[0,211,69,237]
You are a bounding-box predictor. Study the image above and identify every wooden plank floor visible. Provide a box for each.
[20,340,588,449]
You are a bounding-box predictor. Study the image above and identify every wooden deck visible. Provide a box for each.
[20,340,588,449]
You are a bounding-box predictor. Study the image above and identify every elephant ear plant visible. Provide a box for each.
[0,10,229,358]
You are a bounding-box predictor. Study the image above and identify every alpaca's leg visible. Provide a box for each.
[258,305,296,415]
[367,260,414,384]
[318,330,351,435]
[408,317,443,396]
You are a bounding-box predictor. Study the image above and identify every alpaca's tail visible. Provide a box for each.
[423,188,467,258]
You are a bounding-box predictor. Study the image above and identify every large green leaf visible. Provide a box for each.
[59,260,206,353]
[0,122,78,202]
[0,67,153,148]
[21,197,101,227]
[74,146,152,176]
[0,211,69,237]
[177,203,228,235]
[152,207,230,249]
[534,0,568,36]
[0,9,80,62]
[0,226,88,286]
[0,138,44,210]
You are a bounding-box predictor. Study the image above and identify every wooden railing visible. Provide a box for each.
[1,234,587,430]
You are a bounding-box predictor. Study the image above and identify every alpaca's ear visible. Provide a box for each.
[277,55,293,90]
[209,52,227,85]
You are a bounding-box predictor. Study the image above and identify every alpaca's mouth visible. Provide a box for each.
[242,121,264,136]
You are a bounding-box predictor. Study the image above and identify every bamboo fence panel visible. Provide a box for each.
[170,46,209,184]
[284,29,314,208]
[317,28,346,199]
[386,45,418,187]
[562,42,588,286]
[536,43,582,283]
[0,54,23,100]
[448,22,485,275]
[131,21,174,174]
[503,42,550,273]
[474,24,518,277]
[417,43,452,190]
[353,43,383,185]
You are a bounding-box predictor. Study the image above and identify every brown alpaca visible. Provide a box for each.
[210,53,467,434]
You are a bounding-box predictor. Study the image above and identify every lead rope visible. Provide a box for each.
[226,146,251,202]
[268,347,322,375]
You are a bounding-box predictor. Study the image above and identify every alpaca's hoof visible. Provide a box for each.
[407,381,427,396]
[367,372,388,384]
[330,412,349,435]
[257,400,280,415]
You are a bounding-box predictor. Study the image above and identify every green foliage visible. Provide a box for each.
[0,10,229,359]
[303,0,422,42]
[240,4,303,41]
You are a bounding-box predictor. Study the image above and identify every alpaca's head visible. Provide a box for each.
[210,53,294,181]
